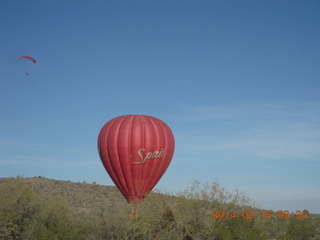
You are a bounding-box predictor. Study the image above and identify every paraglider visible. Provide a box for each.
[17,56,37,76]
[98,115,175,204]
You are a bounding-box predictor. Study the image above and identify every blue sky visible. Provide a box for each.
[1,0,320,213]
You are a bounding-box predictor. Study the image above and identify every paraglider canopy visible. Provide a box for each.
[17,56,37,64]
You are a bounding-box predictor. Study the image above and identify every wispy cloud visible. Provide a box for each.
[0,140,97,168]
[173,102,320,161]
[0,154,98,169]
[245,184,320,201]
[174,102,320,123]
[193,127,320,160]
[0,159,36,166]
[0,140,58,152]
[0,139,93,153]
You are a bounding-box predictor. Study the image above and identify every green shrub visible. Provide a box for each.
[0,177,40,240]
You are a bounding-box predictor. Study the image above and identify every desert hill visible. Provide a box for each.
[24,176,127,215]
[1,176,319,240]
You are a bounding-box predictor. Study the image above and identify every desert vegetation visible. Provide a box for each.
[0,177,319,240]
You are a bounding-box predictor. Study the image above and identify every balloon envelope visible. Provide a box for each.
[98,115,175,203]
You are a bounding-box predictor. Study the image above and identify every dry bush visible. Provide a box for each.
[123,180,263,240]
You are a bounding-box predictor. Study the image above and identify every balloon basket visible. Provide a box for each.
[129,208,138,219]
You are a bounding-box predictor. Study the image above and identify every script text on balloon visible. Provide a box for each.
[131,148,165,165]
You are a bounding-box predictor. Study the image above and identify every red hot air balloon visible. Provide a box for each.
[98,115,175,204]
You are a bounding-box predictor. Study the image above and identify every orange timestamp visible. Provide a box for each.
[212,210,309,220]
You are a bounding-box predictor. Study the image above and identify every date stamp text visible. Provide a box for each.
[212,210,309,220]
